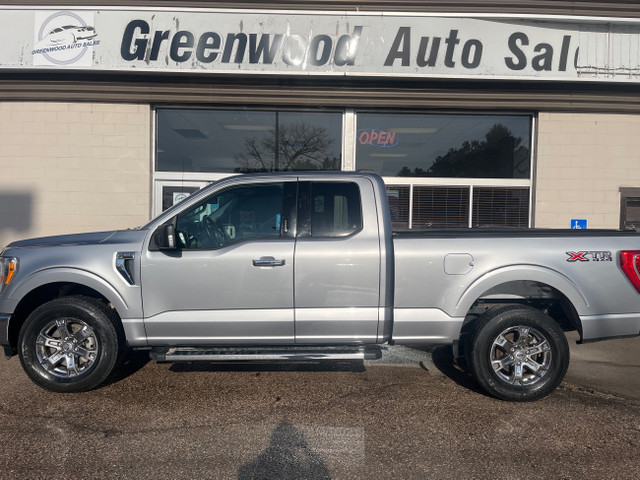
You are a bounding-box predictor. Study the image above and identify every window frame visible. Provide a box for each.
[296,181,364,239]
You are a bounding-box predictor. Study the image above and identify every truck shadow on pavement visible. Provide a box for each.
[168,360,366,373]
[103,350,152,386]
[429,345,489,397]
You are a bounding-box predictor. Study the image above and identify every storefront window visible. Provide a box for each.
[356,113,531,179]
[157,109,343,173]
[362,112,532,229]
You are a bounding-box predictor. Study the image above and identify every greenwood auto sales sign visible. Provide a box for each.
[2,7,640,83]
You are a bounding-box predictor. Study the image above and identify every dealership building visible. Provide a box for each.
[2,1,640,247]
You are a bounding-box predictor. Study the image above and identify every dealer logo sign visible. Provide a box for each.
[33,11,99,66]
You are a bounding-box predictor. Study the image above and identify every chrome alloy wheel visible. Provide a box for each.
[35,317,99,378]
[490,325,552,386]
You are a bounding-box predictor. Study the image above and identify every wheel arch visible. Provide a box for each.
[6,271,128,354]
[454,265,588,337]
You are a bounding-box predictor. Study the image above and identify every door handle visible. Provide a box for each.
[252,257,286,267]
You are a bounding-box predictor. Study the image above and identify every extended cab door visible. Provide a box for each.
[294,178,381,344]
[141,180,297,345]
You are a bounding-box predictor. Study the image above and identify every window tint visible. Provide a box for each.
[298,182,362,238]
[356,113,531,179]
[176,183,285,249]
[157,109,342,173]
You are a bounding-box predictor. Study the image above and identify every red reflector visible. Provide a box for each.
[620,251,640,294]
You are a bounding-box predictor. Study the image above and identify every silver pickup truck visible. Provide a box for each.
[1,172,639,401]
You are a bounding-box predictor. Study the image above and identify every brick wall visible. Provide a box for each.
[536,112,640,229]
[0,102,151,248]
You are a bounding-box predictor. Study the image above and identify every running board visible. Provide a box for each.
[150,345,382,362]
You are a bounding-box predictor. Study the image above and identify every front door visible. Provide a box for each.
[141,181,297,345]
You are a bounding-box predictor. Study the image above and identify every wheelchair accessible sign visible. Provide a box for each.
[571,219,587,229]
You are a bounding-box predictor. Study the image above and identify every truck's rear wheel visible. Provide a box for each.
[468,305,569,401]
[18,296,124,393]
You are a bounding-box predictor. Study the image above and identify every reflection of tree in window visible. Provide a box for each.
[234,122,340,172]
[397,124,530,178]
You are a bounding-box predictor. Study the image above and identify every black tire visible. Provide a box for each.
[18,296,125,393]
[468,305,569,402]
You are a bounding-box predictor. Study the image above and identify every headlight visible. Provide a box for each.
[0,257,18,294]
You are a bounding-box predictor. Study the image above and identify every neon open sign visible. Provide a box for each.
[357,129,399,147]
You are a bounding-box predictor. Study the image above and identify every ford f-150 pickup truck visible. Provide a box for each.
[1,172,639,401]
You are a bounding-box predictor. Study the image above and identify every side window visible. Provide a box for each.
[298,182,363,238]
[176,183,285,249]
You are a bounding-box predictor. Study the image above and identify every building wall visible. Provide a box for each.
[535,112,640,229]
[0,102,151,248]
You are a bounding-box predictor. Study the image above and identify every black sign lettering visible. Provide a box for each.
[196,32,221,63]
[505,32,528,70]
[170,31,194,63]
[384,27,411,67]
[461,39,482,68]
[334,26,362,66]
[309,35,332,66]
[416,37,440,67]
[559,35,571,71]
[150,31,170,61]
[532,43,553,71]
[248,34,283,64]
[222,33,247,63]
[121,20,149,61]
[444,29,460,68]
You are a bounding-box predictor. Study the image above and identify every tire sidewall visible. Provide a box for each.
[18,298,119,393]
[470,307,569,401]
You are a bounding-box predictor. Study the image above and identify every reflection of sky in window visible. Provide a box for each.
[356,113,531,178]
[157,109,342,173]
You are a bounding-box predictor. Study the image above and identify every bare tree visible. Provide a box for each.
[235,122,339,172]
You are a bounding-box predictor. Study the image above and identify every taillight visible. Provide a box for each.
[620,251,640,293]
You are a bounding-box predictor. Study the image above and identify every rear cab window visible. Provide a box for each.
[297,182,363,238]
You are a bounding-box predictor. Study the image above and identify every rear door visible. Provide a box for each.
[294,179,381,344]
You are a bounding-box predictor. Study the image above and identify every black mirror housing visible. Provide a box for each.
[151,222,177,250]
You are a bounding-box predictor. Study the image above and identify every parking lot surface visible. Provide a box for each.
[0,337,638,480]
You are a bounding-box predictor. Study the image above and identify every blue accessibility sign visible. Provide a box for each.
[571,219,587,229]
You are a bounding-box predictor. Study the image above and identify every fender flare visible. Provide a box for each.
[7,267,129,317]
[453,264,590,318]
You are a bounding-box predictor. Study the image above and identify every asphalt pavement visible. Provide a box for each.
[564,331,640,400]
[0,334,638,479]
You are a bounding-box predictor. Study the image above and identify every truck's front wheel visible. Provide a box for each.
[18,297,124,393]
[468,305,569,401]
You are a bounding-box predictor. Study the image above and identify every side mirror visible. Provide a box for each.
[153,223,177,250]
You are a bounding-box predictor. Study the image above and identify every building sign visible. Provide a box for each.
[2,7,640,82]
[357,129,399,147]
[571,219,588,229]
[32,11,98,66]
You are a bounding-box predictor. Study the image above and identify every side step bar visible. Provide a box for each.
[150,345,382,362]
